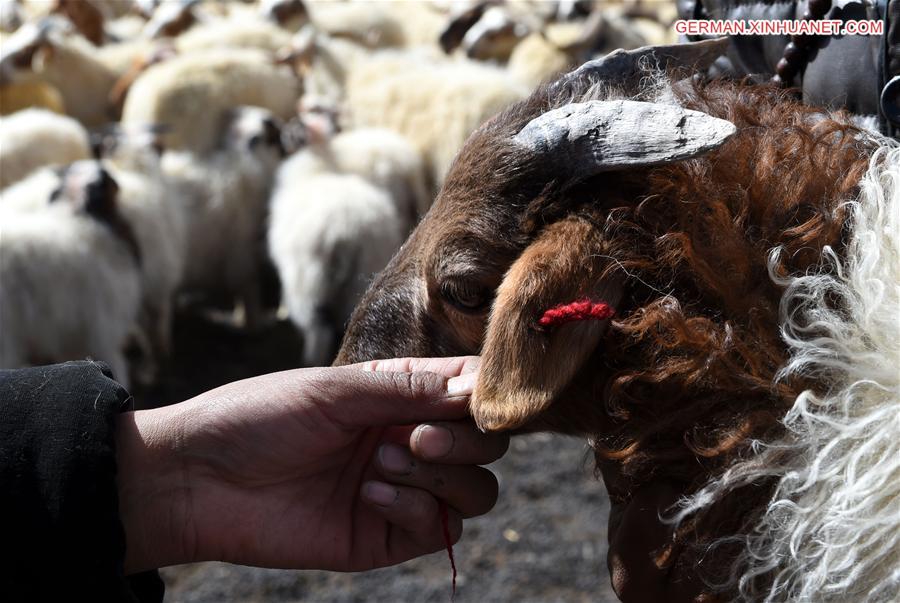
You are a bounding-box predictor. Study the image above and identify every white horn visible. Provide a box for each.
[512,100,736,174]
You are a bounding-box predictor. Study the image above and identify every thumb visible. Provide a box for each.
[312,366,478,428]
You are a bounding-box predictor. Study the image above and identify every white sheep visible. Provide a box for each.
[1,20,120,127]
[0,161,142,387]
[1,146,186,379]
[0,108,91,189]
[268,155,405,366]
[161,106,284,328]
[121,48,299,154]
[345,51,529,194]
[105,145,187,365]
[275,27,366,108]
[291,126,431,222]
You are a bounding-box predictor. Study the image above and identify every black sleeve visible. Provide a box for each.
[0,361,164,603]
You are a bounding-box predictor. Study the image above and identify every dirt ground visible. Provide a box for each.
[138,312,619,603]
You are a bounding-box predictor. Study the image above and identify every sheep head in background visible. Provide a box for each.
[50,160,118,215]
[223,105,287,159]
[48,160,141,268]
[338,38,898,600]
[260,0,309,31]
[0,17,66,86]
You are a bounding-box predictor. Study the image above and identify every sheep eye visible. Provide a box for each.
[440,279,491,313]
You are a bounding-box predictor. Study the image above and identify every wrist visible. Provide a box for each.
[116,405,195,574]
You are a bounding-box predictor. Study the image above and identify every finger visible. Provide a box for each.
[360,481,463,553]
[410,421,510,465]
[315,367,478,428]
[375,443,500,518]
[352,356,480,379]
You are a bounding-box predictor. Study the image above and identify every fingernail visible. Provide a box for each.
[414,424,454,459]
[363,481,398,506]
[446,372,476,397]
[379,444,413,475]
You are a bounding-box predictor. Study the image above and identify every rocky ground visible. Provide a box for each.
[137,312,618,603]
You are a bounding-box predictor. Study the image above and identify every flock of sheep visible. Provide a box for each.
[0,0,675,388]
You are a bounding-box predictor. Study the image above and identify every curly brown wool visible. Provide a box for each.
[580,82,871,579]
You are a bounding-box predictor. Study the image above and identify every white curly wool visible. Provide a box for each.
[671,143,900,601]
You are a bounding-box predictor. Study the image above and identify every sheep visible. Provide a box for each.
[505,8,660,89]
[0,108,91,189]
[104,141,187,367]
[0,18,119,127]
[0,160,142,388]
[441,4,539,62]
[345,51,529,194]
[1,141,186,379]
[438,2,655,74]
[121,48,299,154]
[161,106,284,329]
[287,126,431,222]
[259,0,309,32]
[335,41,898,602]
[278,28,367,107]
[268,154,406,367]
[2,30,170,122]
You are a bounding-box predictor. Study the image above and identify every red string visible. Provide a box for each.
[537,298,615,328]
[438,499,457,599]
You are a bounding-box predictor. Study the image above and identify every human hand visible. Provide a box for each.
[116,356,509,574]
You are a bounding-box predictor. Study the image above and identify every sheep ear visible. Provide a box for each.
[513,99,735,178]
[471,216,622,432]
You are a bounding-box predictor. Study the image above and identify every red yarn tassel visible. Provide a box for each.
[537,298,615,328]
[438,500,457,599]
